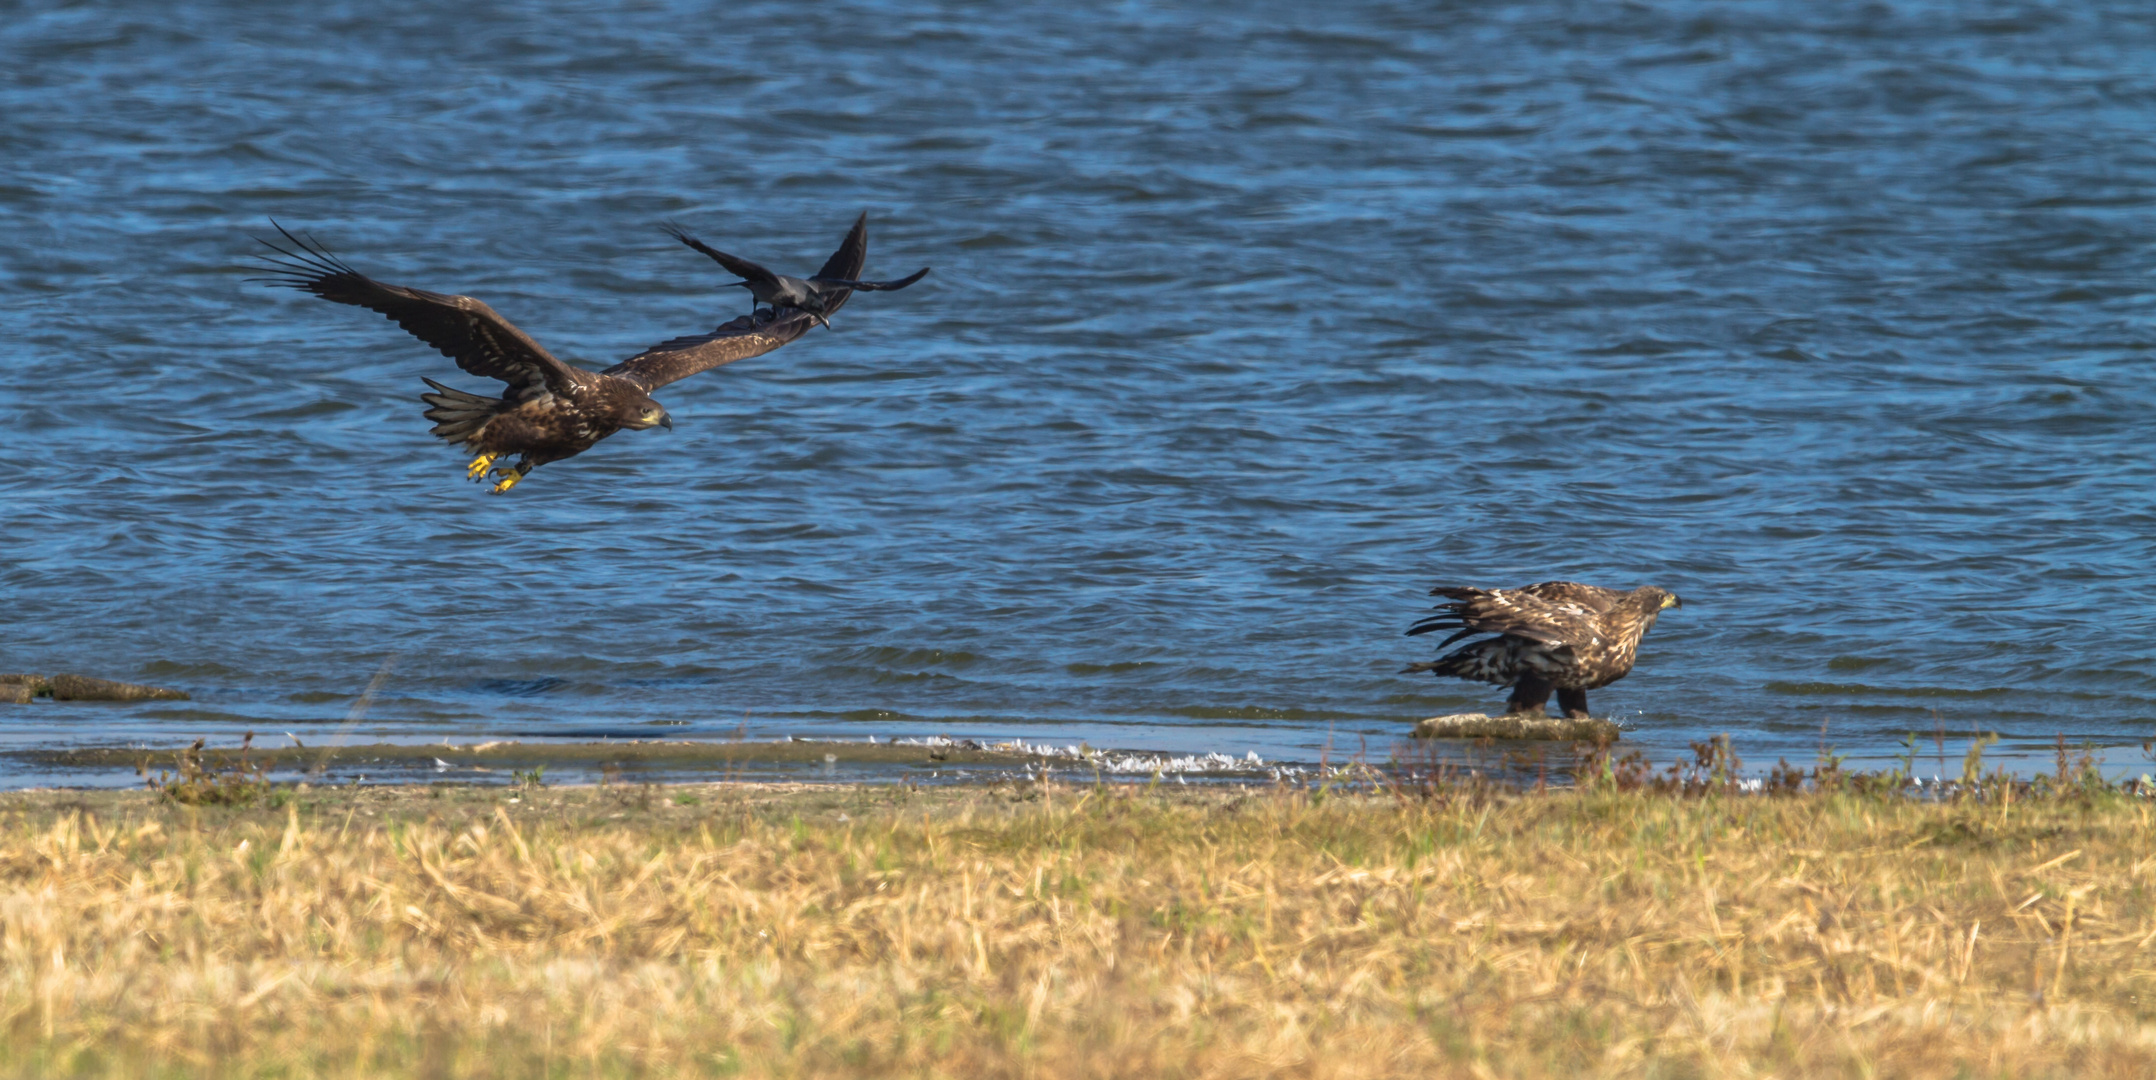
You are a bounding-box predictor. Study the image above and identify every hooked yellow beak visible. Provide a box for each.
[1662,594,1682,610]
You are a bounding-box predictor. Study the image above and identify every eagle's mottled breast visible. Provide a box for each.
[1557,599,1656,688]
[470,380,625,465]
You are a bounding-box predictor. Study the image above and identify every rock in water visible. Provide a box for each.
[1411,712,1619,742]
[1,675,47,704]
[46,674,189,702]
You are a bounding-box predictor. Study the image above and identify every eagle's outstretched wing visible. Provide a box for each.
[603,311,819,393]
[1406,581,1622,650]
[605,213,871,392]
[253,223,580,397]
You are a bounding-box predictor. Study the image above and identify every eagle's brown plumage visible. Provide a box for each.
[1402,581,1682,718]
[252,214,874,492]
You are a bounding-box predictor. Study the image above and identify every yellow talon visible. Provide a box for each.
[466,453,498,481]
[490,469,524,494]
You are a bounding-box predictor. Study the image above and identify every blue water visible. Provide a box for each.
[4,0,2156,782]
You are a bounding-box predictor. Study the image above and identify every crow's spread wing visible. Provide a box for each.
[661,222,778,286]
[811,266,930,292]
[811,211,869,289]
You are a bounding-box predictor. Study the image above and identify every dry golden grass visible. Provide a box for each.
[0,779,2150,1078]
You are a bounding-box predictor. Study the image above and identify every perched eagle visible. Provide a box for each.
[253,214,876,492]
[1402,582,1682,718]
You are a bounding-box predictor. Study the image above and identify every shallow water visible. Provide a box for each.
[4,0,2156,783]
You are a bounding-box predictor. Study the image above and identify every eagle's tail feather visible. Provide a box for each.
[1402,639,1517,685]
[419,378,500,444]
[1400,655,1474,678]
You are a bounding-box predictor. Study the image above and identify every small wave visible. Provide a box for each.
[1160,705,1348,722]
[828,709,919,722]
[1824,657,1893,672]
[138,660,243,678]
[838,647,989,670]
[471,678,577,698]
[1065,661,1165,676]
[1763,682,2017,700]
[863,669,966,686]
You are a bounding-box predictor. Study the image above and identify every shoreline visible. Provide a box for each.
[10,736,1293,789]
[2,727,2150,791]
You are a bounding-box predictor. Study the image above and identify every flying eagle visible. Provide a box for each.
[1402,582,1682,718]
[253,214,876,493]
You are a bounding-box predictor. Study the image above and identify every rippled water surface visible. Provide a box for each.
[5,0,2156,781]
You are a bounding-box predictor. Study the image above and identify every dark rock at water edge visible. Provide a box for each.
[0,674,189,703]
[51,674,189,702]
[1412,713,1620,742]
[0,675,44,705]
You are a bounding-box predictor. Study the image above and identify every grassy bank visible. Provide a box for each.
[0,779,2149,1078]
